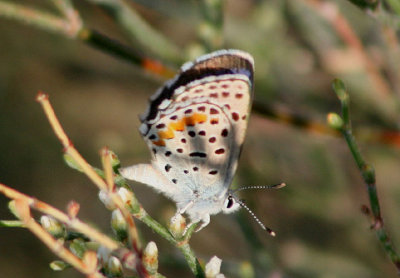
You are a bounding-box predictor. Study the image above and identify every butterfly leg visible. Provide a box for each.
[171,200,195,232]
[194,214,210,232]
[178,200,194,215]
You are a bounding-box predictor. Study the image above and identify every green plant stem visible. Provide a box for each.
[0,1,69,35]
[135,211,176,245]
[177,243,205,278]
[198,0,224,51]
[0,1,175,76]
[345,0,379,10]
[134,213,204,277]
[0,220,24,227]
[78,28,176,78]
[65,152,204,276]
[49,0,75,17]
[117,180,204,277]
[0,1,140,64]
[78,28,143,66]
[331,79,400,273]
[88,0,182,63]
[133,208,204,277]
[386,0,400,15]
[345,0,400,31]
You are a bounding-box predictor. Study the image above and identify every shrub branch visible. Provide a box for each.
[328,79,400,273]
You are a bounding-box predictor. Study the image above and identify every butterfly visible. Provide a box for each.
[120,49,283,234]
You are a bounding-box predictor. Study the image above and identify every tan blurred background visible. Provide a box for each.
[1,1,400,277]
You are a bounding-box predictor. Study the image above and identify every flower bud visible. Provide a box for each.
[108,150,121,169]
[118,187,140,213]
[70,239,87,258]
[98,190,116,210]
[327,113,344,130]
[67,201,80,218]
[111,209,127,240]
[97,246,111,265]
[118,187,133,204]
[49,260,69,271]
[143,241,158,274]
[169,214,186,238]
[40,215,66,238]
[205,256,224,278]
[108,256,123,276]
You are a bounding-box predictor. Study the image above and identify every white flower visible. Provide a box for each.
[205,256,225,278]
[108,256,122,276]
[98,190,116,210]
[118,187,133,204]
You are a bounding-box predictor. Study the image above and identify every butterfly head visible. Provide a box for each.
[221,194,241,214]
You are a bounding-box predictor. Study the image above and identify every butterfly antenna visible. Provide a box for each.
[234,183,286,193]
[237,198,276,237]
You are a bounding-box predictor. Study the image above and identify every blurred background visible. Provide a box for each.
[1,0,400,277]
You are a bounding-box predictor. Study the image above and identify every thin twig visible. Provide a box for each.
[0,183,120,251]
[36,92,110,192]
[87,0,182,63]
[381,26,400,97]
[385,0,400,15]
[345,0,379,10]
[0,1,72,36]
[305,0,392,97]
[36,92,148,276]
[0,1,175,77]
[100,148,141,253]
[13,198,104,277]
[253,100,400,148]
[48,0,83,37]
[130,200,204,276]
[342,1,400,34]
[329,79,400,273]
[49,0,75,17]
[0,220,24,227]
[198,0,224,52]
[36,92,204,277]
[78,28,176,78]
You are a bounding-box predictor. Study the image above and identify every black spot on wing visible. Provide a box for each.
[189,152,207,158]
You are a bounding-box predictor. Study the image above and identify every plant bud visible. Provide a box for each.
[111,209,127,240]
[108,256,123,277]
[205,256,224,278]
[169,214,186,238]
[40,215,66,238]
[143,241,158,274]
[98,190,116,210]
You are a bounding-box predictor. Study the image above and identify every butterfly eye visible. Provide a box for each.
[226,196,234,209]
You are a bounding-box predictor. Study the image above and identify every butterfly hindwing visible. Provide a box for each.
[122,49,254,229]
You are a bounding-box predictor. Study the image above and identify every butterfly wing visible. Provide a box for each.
[121,50,254,220]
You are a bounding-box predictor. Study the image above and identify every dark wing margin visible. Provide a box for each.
[141,49,254,123]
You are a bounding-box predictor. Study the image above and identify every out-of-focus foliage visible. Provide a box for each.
[1,0,400,277]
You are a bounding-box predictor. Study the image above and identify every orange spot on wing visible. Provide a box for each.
[170,121,185,131]
[152,139,166,146]
[185,116,196,126]
[185,113,207,125]
[158,128,175,139]
[150,113,207,146]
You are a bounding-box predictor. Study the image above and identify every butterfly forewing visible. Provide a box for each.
[122,49,254,228]
[142,52,253,197]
